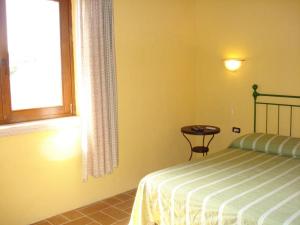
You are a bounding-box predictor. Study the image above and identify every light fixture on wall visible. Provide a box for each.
[224,59,244,72]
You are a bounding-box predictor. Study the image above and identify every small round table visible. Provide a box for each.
[181,125,220,160]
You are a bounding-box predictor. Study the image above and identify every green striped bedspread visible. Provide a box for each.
[129,147,300,225]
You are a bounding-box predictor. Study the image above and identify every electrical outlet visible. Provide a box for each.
[232,127,241,133]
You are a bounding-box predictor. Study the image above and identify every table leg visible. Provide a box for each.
[188,151,193,161]
[182,132,193,161]
[207,134,215,148]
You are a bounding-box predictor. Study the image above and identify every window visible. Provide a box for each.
[0,0,75,125]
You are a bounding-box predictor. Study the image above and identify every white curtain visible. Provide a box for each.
[77,0,118,181]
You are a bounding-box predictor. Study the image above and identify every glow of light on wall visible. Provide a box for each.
[42,128,79,161]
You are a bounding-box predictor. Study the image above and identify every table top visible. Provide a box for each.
[181,125,220,135]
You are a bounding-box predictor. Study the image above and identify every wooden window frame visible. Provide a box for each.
[0,0,75,125]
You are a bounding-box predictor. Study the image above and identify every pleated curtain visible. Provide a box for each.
[77,0,118,181]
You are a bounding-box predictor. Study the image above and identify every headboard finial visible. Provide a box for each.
[252,84,259,100]
[252,84,258,91]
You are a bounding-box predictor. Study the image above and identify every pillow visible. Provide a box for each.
[230,133,300,158]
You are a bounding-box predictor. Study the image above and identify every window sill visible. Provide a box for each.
[0,116,80,137]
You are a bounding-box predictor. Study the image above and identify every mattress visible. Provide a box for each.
[129,133,300,225]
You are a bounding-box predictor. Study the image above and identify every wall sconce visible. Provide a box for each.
[224,59,244,72]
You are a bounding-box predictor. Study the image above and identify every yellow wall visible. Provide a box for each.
[195,0,300,150]
[2,0,300,224]
[0,0,197,224]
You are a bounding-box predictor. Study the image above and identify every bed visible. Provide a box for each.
[129,85,300,225]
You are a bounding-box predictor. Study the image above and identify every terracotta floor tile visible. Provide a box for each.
[112,217,130,225]
[47,215,69,225]
[79,202,110,215]
[114,199,134,211]
[33,190,137,225]
[125,189,137,197]
[62,210,83,220]
[30,221,52,225]
[89,211,116,225]
[102,197,123,205]
[113,193,133,202]
[63,217,92,225]
[102,207,129,220]
[122,207,133,214]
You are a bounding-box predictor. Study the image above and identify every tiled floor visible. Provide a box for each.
[31,189,136,225]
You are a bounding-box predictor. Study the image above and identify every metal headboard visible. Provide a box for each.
[253,84,300,136]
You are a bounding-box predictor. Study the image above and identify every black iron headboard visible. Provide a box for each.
[252,84,300,136]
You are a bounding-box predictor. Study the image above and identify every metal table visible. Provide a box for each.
[181,125,220,160]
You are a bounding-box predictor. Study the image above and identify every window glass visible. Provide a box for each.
[6,0,63,110]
